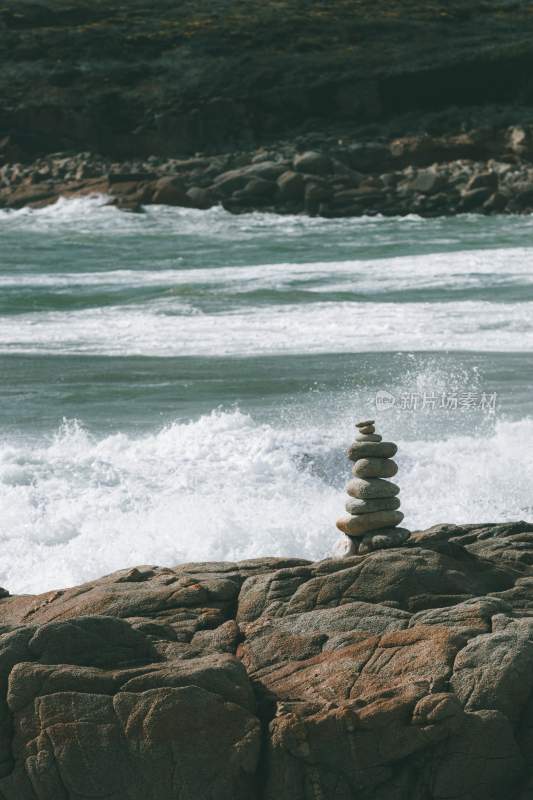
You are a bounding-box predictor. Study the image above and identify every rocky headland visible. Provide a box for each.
[3,0,533,216]
[4,125,533,216]
[0,522,532,798]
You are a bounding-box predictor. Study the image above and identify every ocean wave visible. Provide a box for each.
[2,247,533,290]
[2,194,533,256]
[0,298,532,356]
[0,409,532,594]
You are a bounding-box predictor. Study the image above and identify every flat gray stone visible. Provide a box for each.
[348,441,398,461]
[356,419,375,428]
[355,434,382,442]
[346,477,400,499]
[353,458,398,479]
[345,496,401,515]
[336,510,404,537]
[357,527,411,554]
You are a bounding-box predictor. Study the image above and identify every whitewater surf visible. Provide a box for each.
[1,197,532,592]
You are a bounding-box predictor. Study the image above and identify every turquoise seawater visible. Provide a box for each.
[1,195,533,592]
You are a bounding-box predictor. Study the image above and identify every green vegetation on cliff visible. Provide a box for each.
[2,0,533,157]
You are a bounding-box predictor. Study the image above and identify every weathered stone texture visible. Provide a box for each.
[0,523,531,798]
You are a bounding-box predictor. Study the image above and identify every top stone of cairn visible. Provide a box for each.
[336,420,410,555]
[356,419,375,432]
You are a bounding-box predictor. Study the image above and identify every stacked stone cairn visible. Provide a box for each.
[336,419,411,555]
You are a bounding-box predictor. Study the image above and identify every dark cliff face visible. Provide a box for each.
[2,0,533,159]
[0,522,532,799]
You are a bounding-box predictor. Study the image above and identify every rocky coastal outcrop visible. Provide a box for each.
[3,1,533,217]
[4,124,533,216]
[0,521,532,798]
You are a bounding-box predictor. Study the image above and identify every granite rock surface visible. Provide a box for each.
[0,523,532,798]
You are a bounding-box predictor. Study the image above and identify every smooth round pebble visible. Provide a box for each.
[346,477,400,499]
[355,434,382,442]
[353,458,398,479]
[358,425,375,434]
[345,496,401,515]
[348,441,398,461]
[336,510,404,537]
[356,419,375,429]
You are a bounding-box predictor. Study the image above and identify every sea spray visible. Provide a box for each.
[1,198,533,591]
[0,410,532,594]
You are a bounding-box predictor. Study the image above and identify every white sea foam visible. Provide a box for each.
[3,201,533,356]
[1,246,533,291]
[0,410,532,594]
[0,195,353,236]
[2,198,532,594]
[1,297,532,356]
[2,193,533,248]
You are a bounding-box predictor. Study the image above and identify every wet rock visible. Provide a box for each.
[390,133,477,166]
[465,171,499,192]
[111,197,146,213]
[410,168,448,194]
[293,150,333,176]
[304,181,331,213]
[108,172,157,184]
[276,170,305,201]
[483,191,508,213]
[151,176,191,206]
[508,185,533,211]
[186,186,213,209]
[213,162,288,198]
[460,187,493,211]
[4,123,533,216]
[238,177,278,200]
[3,182,58,209]
[337,142,392,173]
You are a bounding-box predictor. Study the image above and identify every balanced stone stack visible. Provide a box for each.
[336,419,411,555]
